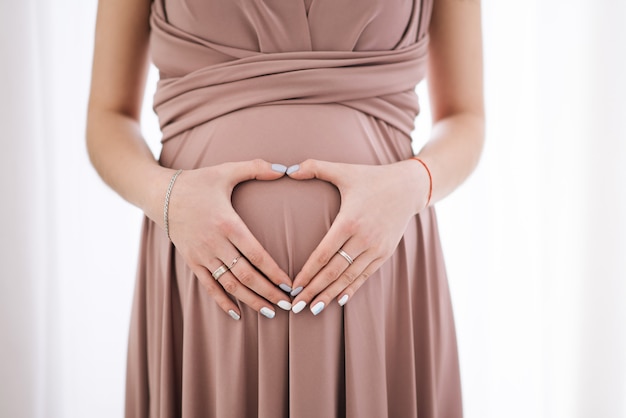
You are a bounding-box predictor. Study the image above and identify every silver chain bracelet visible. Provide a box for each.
[164,169,183,241]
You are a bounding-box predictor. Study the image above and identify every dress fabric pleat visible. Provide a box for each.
[125,0,463,417]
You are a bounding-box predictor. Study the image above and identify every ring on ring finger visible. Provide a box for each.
[212,264,229,280]
[212,255,241,281]
[337,249,354,265]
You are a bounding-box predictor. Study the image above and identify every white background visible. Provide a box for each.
[1,1,624,417]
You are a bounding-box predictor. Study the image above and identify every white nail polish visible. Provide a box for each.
[290,286,303,297]
[292,301,307,314]
[260,307,275,319]
[271,163,287,173]
[311,301,325,316]
[228,310,241,321]
[286,164,300,175]
[278,300,292,311]
[338,295,349,306]
[279,283,292,293]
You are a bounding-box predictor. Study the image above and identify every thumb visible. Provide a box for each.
[286,159,343,184]
[228,159,286,183]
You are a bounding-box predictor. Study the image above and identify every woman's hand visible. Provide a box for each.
[166,159,294,320]
[286,158,431,315]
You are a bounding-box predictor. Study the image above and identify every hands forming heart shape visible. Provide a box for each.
[166,158,430,321]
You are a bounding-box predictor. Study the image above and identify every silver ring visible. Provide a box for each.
[228,256,240,270]
[337,249,354,265]
[212,264,229,281]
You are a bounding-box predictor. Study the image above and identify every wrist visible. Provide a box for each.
[410,156,432,208]
[163,169,183,240]
[405,156,433,213]
[141,165,182,228]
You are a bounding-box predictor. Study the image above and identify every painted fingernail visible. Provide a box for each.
[277,300,292,311]
[292,301,307,314]
[279,283,292,293]
[260,307,275,319]
[338,295,349,306]
[290,286,303,297]
[228,310,241,321]
[286,164,300,175]
[271,163,288,173]
[311,301,325,316]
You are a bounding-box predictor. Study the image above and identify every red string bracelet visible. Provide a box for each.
[410,156,432,208]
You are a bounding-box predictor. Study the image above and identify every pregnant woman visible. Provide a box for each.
[86,0,484,416]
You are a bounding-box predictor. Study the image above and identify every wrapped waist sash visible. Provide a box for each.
[149,3,430,143]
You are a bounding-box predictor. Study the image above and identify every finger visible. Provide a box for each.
[227,159,286,184]
[285,159,345,184]
[334,257,384,307]
[211,265,278,320]
[290,214,352,294]
[227,217,292,291]
[228,256,292,311]
[291,245,365,315]
[193,265,242,321]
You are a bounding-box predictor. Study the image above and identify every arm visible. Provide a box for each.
[418,0,485,204]
[86,0,167,223]
[86,0,293,320]
[286,0,485,314]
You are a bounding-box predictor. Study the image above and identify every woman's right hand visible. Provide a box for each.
[87,0,293,321]
[163,159,293,320]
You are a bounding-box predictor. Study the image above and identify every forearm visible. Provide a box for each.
[411,0,484,207]
[414,111,485,206]
[86,108,173,226]
[85,0,169,224]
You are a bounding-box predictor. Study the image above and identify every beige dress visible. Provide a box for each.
[125,0,463,416]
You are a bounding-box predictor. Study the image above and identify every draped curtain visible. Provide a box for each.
[1,1,624,417]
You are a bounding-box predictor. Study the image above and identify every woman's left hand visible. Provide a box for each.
[286,158,431,315]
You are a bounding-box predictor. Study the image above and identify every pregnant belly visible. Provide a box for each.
[159,104,411,276]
